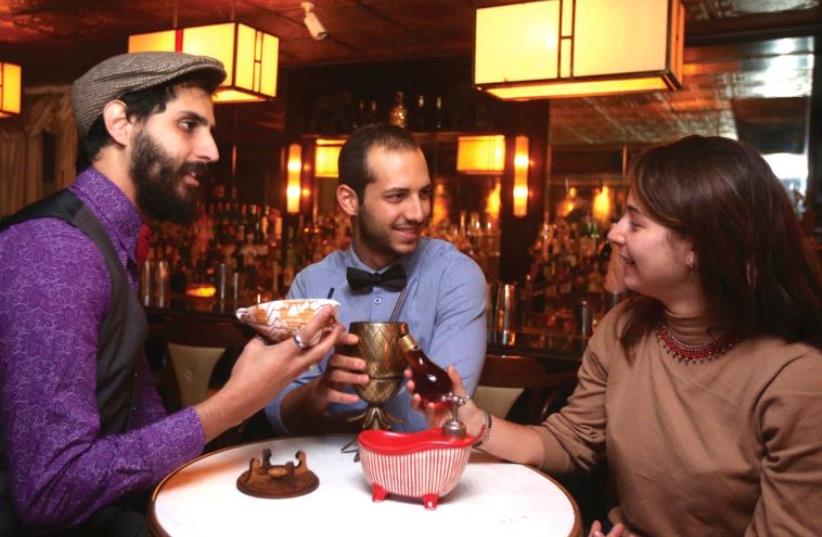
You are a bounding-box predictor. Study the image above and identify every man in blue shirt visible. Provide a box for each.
[265,123,487,434]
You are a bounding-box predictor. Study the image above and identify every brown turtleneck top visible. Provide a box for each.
[535,305,822,536]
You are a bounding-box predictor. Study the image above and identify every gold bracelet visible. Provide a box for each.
[473,411,493,448]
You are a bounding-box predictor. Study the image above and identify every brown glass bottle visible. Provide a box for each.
[398,334,453,405]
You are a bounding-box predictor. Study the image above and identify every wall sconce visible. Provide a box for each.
[314,138,345,178]
[513,136,529,217]
[0,61,22,118]
[486,179,502,219]
[560,186,581,217]
[301,2,329,41]
[475,0,684,100]
[129,22,279,102]
[592,185,612,224]
[457,135,506,174]
[287,144,302,214]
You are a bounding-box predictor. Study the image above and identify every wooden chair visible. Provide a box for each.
[473,354,579,424]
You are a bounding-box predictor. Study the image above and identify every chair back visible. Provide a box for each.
[474,354,579,424]
[164,315,250,408]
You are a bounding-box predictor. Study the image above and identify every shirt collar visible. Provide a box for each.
[70,167,143,264]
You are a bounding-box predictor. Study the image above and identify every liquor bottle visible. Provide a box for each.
[544,256,558,303]
[282,227,298,289]
[433,96,443,130]
[410,94,426,131]
[365,100,378,124]
[258,205,269,242]
[556,257,573,307]
[388,91,407,128]
[352,99,366,130]
[398,333,453,406]
[577,211,598,263]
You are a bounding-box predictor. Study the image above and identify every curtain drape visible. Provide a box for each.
[0,85,77,217]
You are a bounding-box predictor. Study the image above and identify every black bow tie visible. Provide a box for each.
[346,264,407,292]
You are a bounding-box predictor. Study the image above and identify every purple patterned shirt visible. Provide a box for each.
[0,168,204,532]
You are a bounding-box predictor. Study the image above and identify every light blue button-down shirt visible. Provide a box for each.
[265,237,487,433]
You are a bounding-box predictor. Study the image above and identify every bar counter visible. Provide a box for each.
[145,295,585,371]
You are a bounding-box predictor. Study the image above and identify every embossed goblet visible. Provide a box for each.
[345,321,409,430]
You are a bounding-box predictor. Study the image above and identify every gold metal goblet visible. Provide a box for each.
[345,321,409,430]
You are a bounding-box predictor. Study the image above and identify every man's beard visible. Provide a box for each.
[356,205,396,259]
[356,202,423,260]
[130,130,208,224]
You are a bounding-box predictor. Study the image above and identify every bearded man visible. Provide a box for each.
[0,52,346,536]
[263,123,487,435]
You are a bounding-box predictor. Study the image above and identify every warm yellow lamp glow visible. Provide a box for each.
[592,185,612,223]
[128,22,279,102]
[287,144,302,214]
[314,138,345,178]
[457,135,506,174]
[560,186,580,217]
[513,136,529,217]
[185,284,216,298]
[432,182,448,225]
[0,62,22,118]
[486,179,501,218]
[475,0,684,100]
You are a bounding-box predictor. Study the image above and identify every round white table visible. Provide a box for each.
[149,435,581,537]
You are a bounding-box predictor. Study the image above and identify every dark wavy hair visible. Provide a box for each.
[619,135,821,353]
[76,70,222,170]
[337,123,420,201]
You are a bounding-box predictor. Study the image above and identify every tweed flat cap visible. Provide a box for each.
[71,51,226,138]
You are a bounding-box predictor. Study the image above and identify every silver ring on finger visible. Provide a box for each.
[292,331,311,350]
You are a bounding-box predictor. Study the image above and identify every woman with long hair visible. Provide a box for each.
[411,135,822,536]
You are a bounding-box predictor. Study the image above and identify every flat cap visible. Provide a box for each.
[71,51,226,138]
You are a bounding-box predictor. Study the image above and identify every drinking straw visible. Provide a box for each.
[388,286,409,322]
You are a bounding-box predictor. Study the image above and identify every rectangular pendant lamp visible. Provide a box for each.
[457,135,506,174]
[128,22,279,102]
[475,0,685,100]
[0,62,22,117]
[314,138,346,178]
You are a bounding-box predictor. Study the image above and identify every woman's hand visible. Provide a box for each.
[405,365,486,438]
[589,520,624,537]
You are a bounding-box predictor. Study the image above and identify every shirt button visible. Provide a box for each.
[374,298,382,304]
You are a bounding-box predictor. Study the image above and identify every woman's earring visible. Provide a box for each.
[687,261,696,275]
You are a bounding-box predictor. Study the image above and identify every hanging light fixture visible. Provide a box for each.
[286,144,303,214]
[128,22,279,103]
[474,0,684,100]
[314,138,346,178]
[0,61,22,118]
[513,136,529,217]
[457,135,506,174]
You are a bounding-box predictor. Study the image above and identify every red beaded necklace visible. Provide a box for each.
[656,322,738,363]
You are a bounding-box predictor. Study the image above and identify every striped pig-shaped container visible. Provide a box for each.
[358,428,474,510]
